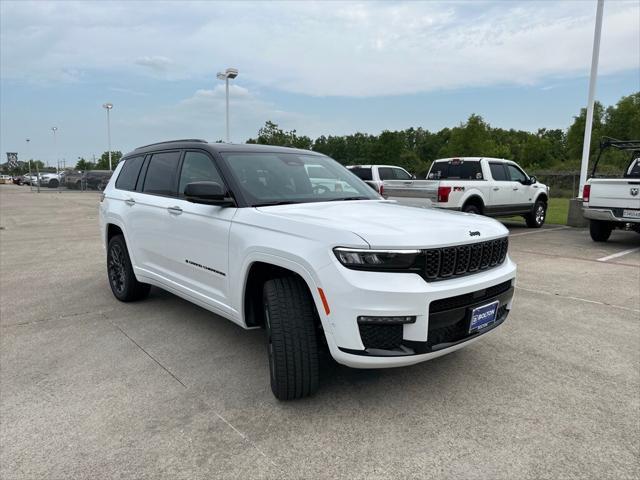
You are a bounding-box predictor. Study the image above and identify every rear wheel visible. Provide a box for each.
[525,200,547,228]
[107,235,150,301]
[589,220,613,242]
[263,276,319,400]
[462,204,481,215]
[48,179,59,188]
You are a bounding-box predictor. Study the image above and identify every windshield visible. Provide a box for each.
[221,152,380,206]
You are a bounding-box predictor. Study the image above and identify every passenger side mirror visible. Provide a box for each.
[412,174,417,179]
[528,176,537,185]
[184,181,234,206]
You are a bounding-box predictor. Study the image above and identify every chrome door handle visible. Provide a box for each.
[125,198,135,206]
[493,187,500,191]
[513,187,519,191]
[167,206,183,215]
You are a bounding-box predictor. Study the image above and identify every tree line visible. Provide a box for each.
[247,92,639,176]
[2,92,636,177]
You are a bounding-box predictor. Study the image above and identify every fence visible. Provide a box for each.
[530,171,580,198]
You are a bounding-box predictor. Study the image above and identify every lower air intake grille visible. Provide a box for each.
[358,324,403,350]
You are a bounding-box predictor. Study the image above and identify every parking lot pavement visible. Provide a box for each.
[1,184,639,480]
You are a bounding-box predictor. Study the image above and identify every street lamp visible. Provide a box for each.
[51,127,58,170]
[102,103,113,171]
[216,67,238,143]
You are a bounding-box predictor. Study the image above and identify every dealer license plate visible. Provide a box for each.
[469,301,499,333]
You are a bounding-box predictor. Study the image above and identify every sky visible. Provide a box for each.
[1,0,638,167]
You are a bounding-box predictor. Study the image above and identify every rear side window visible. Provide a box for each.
[115,156,145,191]
[142,151,181,196]
[178,151,224,196]
[489,163,508,181]
[349,167,372,181]
[429,160,483,180]
[378,167,395,180]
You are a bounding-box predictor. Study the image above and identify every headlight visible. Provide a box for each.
[333,247,420,271]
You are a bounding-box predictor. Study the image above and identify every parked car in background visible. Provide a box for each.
[12,175,24,185]
[38,173,62,188]
[583,138,640,241]
[65,171,85,189]
[85,170,113,190]
[22,174,40,186]
[383,157,550,228]
[100,140,516,400]
[346,165,414,195]
[0,175,12,184]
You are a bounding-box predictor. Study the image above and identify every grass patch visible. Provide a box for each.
[545,197,570,225]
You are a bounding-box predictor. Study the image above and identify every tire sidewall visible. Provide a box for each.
[107,236,132,300]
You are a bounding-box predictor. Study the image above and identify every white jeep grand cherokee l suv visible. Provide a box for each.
[99,140,516,400]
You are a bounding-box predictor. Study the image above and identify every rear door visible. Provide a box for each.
[488,162,513,211]
[167,150,236,306]
[129,150,183,281]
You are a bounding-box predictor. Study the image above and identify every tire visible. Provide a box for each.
[107,235,150,302]
[462,204,481,215]
[263,276,319,400]
[525,200,547,228]
[48,179,59,188]
[589,220,613,242]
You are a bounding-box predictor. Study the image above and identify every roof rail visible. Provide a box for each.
[134,139,208,150]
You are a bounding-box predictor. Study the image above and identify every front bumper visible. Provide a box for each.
[583,207,640,224]
[318,256,517,368]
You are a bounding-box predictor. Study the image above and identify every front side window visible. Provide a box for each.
[392,168,412,180]
[115,156,145,191]
[178,151,224,196]
[222,152,379,206]
[506,164,527,183]
[142,151,181,196]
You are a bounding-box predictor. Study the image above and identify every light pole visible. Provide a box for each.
[51,127,58,172]
[103,103,113,171]
[578,0,605,198]
[26,138,33,192]
[216,68,239,142]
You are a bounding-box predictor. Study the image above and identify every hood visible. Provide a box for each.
[256,200,508,248]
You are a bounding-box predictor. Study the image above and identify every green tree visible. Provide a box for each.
[95,151,122,170]
[75,158,95,171]
[247,121,312,149]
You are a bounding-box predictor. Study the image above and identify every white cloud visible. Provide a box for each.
[1,1,638,96]
[134,55,173,73]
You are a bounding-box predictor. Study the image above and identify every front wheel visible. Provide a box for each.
[263,277,319,400]
[107,235,150,302]
[589,220,613,242]
[525,201,547,228]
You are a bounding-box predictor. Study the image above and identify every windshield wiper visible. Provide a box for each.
[253,200,301,207]
[327,196,371,201]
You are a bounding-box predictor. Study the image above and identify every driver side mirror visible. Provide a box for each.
[528,175,537,185]
[184,181,234,206]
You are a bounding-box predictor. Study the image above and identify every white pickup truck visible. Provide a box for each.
[583,138,640,242]
[383,157,550,228]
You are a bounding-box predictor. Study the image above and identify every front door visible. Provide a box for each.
[168,150,235,308]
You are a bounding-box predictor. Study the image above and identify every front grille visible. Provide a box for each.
[359,324,403,350]
[423,238,508,281]
[429,280,513,314]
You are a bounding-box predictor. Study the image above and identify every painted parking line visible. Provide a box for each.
[516,286,640,314]
[597,246,640,263]
[509,226,570,237]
